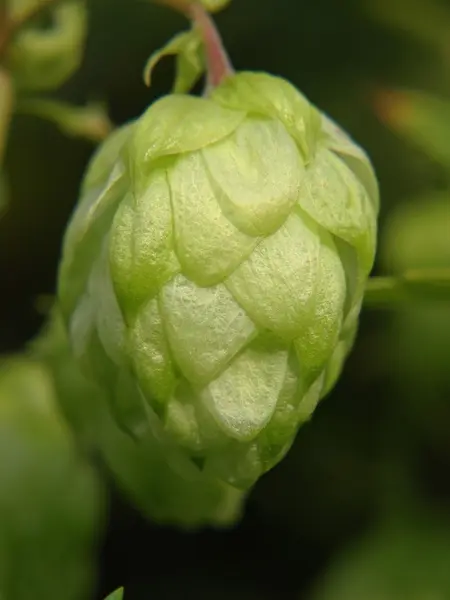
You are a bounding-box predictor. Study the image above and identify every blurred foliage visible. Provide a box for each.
[0,359,102,600]
[0,0,450,599]
[310,509,450,600]
[6,1,87,92]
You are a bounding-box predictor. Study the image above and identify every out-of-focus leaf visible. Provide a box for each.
[15,98,113,142]
[8,1,87,91]
[382,194,450,272]
[365,0,450,60]
[377,195,450,386]
[375,89,450,168]
[0,359,102,600]
[0,69,13,163]
[310,512,450,600]
[104,588,124,600]
[143,28,204,93]
[7,0,52,22]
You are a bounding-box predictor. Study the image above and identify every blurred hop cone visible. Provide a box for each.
[56,12,379,502]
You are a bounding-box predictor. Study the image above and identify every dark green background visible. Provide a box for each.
[1,1,450,598]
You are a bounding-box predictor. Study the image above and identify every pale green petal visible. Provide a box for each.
[204,441,262,489]
[165,380,227,452]
[296,373,325,422]
[294,234,346,387]
[211,71,322,160]
[160,274,256,385]
[322,113,380,211]
[169,151,258,286]
[203,117,303,236]
[92,242,127,368]
[202,343,288,441]
[226,213,320,340]
[322,324,358,397]
[129,298,177,404]
[82,124,134,192]
[298,148,377,273]
[129,95,245,190]
[109,172,180,319]
[165,397,202,452]
[59,126,132,319]
[257,352,302,469]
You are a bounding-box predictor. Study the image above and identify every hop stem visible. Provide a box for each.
[364,269,450,308]
[153,0,234,88]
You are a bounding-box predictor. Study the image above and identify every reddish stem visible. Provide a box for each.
[154,0,234,89]
[189,3,233,88]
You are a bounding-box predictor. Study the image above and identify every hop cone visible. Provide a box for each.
[58,71,378,490]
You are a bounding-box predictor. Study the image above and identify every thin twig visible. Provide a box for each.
[364,269,450,308]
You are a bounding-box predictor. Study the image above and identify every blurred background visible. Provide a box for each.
[1,0,450,598]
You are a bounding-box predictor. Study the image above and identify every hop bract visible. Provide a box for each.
[58,71,378,489]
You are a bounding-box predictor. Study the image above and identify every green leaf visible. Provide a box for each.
[381,194,450,273]
[143,29,204,93]
[8,1,87,91]
[0,359,102,600]
[375,89,450,168]
[310,512,450,600]
[15,98,113,142]
[104,588,124,600]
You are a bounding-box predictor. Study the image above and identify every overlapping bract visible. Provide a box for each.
[58,71,378,491]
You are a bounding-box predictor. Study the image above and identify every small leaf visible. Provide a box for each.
[143,29,204,93]
[104,588,124,600]
[15,98,113,142]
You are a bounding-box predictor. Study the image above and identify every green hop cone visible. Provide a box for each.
[58,5,378,493]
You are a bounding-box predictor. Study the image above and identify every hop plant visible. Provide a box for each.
[57,0,379,493]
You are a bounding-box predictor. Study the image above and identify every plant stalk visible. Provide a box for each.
[153,0,234,88]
